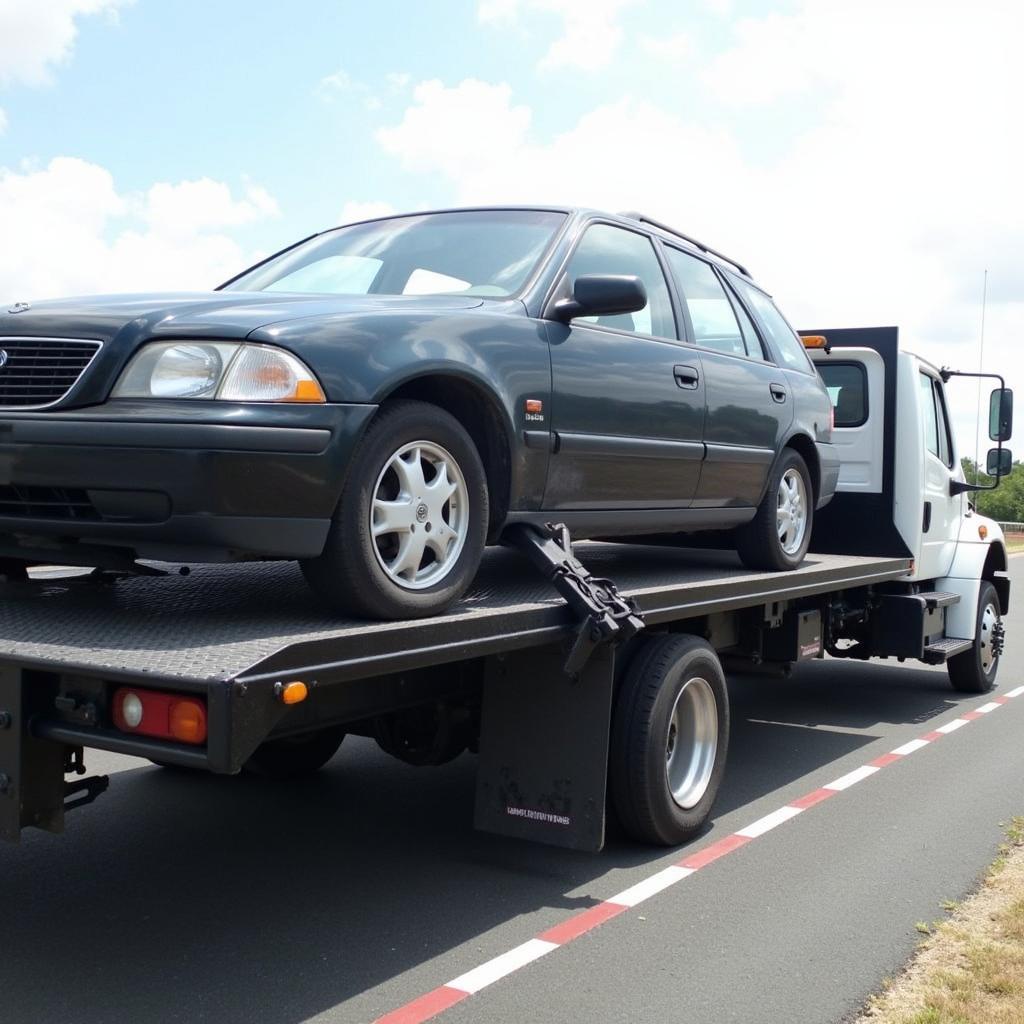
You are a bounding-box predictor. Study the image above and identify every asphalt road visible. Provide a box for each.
[2,561,1023,1024]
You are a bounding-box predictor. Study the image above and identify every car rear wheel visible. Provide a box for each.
[736,448,813,571]
[302,400,489,619]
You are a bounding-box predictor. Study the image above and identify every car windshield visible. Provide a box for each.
[223,209,566,298]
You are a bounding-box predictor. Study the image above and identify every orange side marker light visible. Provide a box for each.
[276,680,309,705]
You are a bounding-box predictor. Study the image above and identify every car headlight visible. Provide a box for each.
[112,342,326,402]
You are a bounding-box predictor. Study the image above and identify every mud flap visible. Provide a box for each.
[0,667,66,843]
[474,643,615,852]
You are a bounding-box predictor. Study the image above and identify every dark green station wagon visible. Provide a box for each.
[0,207,838,618]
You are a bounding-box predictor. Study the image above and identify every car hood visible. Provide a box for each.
[0,291,484,344]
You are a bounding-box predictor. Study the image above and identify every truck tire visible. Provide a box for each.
[610,634,729,846]
[948,581,1002,694]
[244,726,346,779]
[736,448,813,572]
[302,400,489,620]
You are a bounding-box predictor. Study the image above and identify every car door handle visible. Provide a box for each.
[674,364,700,390]
[770,384,788,403]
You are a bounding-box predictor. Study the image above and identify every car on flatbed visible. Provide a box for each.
[0,207,838,618]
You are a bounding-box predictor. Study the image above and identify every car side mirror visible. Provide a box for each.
[986,447,1012,476]
[551,274,647,323]
[989,387,1013,442]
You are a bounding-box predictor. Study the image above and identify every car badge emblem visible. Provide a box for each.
[0,351,7,369]
[7,302,30,314]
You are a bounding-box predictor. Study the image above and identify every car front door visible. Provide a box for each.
[663,246,792,508]
[542,222,705,511]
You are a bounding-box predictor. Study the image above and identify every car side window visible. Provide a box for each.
[565,224,676,339]
[729,274,813,372]
[664,247,748,358]
[727,287,768,360]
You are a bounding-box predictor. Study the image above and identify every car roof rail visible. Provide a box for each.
[618,211,752,278]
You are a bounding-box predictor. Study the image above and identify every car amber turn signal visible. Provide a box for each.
[112,687,208,745]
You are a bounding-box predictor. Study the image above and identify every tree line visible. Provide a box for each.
[960,458,1024,524]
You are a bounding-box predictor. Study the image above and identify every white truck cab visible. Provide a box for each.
[806,326,1012,693]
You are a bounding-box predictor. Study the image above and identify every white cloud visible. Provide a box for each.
[478,0,639,70]
[386,72,411,91]
[639,31,692,61]
[377,79,532,181]
[0,158,280,300]
[0,107,6,135]
[0,0,129,87]
[377,36,1024,457]
[316,68,355,97]
[338,200,396,224]
[315,68,381,110]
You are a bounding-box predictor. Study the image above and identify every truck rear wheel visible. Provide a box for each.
[243,726,346,779]
[948,581,1002,694]
[610,634,729,846]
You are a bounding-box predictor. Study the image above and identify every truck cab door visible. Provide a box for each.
[916,370,961,579]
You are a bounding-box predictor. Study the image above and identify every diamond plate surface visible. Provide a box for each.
[0,545,898,683]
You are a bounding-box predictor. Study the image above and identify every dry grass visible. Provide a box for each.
[1005,533,1024,553]
[855,817,1024,1024]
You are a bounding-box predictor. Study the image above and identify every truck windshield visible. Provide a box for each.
[223,209,566,298]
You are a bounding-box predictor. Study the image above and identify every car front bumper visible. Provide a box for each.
[0,400,377,564]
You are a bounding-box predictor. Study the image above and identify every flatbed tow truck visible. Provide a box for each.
[0,328,1013,852]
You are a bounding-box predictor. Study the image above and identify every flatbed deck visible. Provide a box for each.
[0,542,912,848]
[0,544,910,686]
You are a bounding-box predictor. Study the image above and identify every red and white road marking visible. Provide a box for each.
[374,684,1024,1024]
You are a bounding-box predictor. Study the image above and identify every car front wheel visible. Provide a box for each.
[736,448,813,571]
[302,400,489,619]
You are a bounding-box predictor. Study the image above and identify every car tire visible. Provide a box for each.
[244,727,346,779]
[948,580,1002,694]
[736,448,813,571]
[302,400,489,619]
[610,634,729,846]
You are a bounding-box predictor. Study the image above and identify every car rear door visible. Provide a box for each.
[542,222,705,511]
[662,245,791,508]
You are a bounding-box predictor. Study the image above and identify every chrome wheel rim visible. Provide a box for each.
[665,676,718,810]
[979,601,999,673]
[777,467,808,556]
[370,440,469,591]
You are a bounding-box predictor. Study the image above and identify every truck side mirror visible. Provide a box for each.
[989,387,1013,442]
[986,447,1012,476]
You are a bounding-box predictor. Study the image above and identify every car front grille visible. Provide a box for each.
[0,337,102,408]
[0,485,100,521]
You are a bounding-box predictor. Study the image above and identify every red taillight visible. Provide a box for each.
[112,687,208,745]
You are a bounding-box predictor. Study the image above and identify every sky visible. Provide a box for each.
[0,0,1022,459]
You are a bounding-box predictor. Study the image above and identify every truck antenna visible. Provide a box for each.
[973,269,988,484]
